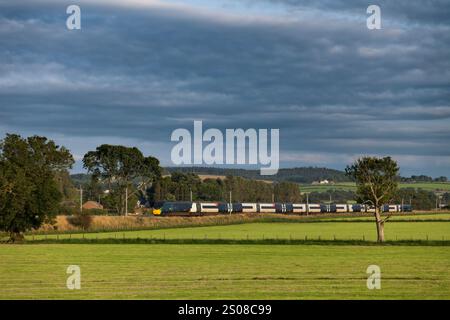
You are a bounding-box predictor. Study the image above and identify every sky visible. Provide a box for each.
[0,0,449,177]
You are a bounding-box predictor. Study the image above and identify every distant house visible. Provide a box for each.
[319,180,330,184]
[82,201,104,210]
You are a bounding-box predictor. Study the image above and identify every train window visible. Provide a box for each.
[202,205,218,209]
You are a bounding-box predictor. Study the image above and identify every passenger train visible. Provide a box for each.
[152,202,412,216]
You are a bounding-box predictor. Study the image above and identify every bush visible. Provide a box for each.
[59,204,78,216]
[67,212,93,230]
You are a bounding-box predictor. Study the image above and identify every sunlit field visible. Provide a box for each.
[26,221,450,242]
[2,215,449,300]
[0,244,449,299]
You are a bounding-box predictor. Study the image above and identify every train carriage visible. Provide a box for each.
[363,204,376,213]
[218,202,232,214]
[399,204,412,212]
[258,203,277,213]
[292,203,307,214]
[349,204,363,212]
[154,201,198,215]
[382,204,399,213]
[241,203,257,213]
[307,204,322,213]
[335,204,348,213]
[199,202,220,213]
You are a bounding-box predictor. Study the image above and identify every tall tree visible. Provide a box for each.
[345,156,399,242]
[0,134,74,242]
[274,182,302,202]
[83,145,161,215]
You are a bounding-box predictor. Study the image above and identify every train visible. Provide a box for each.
[151,202,412,216]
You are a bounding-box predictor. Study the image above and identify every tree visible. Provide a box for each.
[82,145,161,215]
[393,188,436,210]
[274,182,302,202]
[345,156,399,242]
[0,134,74,242]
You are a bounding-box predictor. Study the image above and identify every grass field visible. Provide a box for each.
[2,214,449,300]
[27,221,450,242]
[0,244,448,299]
[300,182,450,193]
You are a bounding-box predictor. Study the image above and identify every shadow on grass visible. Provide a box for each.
[7,238,450,246]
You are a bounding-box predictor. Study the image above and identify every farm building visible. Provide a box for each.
[82,201,103,210]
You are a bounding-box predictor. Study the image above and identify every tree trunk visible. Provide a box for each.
[374,206,385,243]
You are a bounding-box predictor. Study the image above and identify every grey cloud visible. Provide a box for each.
[255,0,450,26]
[0,0,449,176]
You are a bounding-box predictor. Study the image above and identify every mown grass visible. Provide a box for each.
[0,244,448,299]
[25,221,450,242]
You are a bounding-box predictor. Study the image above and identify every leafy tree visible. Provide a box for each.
[0,134,74,242]
[274,181,302,202]
[198,179,224,201]
[82,145,161,215]
[345,156,399,242]
[393,188,436,210]
[54,170,78,201]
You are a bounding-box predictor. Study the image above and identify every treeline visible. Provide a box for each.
[401,175,448,183]
[393,188,447,210]
[306,188,447,210]
[165,166,351,183]
[308,190,356,203]
[147,173,302,204]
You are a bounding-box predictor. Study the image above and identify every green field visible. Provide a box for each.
[0,244,448,299]
[300,182,450,193]
[3,215,450,299]
[27,221,450,242]
[300,182,357,193]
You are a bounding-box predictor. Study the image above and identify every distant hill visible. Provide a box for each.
[164,167,351,184]
[71,167,448,185]
[70,173,91,186]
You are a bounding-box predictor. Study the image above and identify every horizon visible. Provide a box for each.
[68,163,449,179]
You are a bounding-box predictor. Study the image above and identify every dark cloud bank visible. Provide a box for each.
[0,0,449,176]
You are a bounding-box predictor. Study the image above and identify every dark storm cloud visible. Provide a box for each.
[0,0,449,176]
